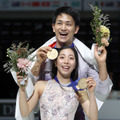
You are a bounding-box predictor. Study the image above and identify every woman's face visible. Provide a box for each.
[52,13,79,47]
[55,48,76,78]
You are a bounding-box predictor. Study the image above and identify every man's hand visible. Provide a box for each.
[94,44,107,64]
[36,46,52,63]
[31,46,52,77]
[94,44,108,81]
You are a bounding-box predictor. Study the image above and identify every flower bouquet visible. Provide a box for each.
[4,42,35,85]
[89,4,112,54]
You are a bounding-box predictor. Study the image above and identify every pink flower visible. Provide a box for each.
[17,58,31,72]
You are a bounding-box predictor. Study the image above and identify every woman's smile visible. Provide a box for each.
[62,65,70,71]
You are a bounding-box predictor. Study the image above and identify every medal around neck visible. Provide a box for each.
[54,76,87,91]
[78,78,87,89]
[47,48,58,60]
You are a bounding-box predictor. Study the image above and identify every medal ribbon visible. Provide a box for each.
[48,42,74,48]
[54,76,84,91]
[48,42,56,48]
[51,42,83,91]
[54,43,74,48]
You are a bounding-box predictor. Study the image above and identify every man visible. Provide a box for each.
[11,6,112,120]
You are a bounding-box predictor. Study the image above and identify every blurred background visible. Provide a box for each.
[0,0,120,120]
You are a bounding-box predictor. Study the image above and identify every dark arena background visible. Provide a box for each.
[0,0,120,120]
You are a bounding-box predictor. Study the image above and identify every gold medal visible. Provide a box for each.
[47,49,58,60]
[78,78,87,89]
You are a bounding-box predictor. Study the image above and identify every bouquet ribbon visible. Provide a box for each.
[54,76,85,91]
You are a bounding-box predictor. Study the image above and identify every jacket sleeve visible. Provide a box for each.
[87,64,113,101]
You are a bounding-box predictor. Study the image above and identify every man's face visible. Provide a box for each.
[52,13,79,47]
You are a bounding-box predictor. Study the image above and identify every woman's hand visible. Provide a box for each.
[17,72,27,91]
[86,77,96,94]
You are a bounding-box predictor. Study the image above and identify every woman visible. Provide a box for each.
[17,46,98,120]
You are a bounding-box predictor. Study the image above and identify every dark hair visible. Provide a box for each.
[51,46,79,81]
[52,6,80,27]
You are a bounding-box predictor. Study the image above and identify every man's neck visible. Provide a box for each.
[56,38,75,48]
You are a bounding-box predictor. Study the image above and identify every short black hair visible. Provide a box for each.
[51,46,79,81]
[52,6,80,27]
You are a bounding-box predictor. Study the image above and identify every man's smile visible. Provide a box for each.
[59,32,68,38]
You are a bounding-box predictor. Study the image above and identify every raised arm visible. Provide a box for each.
[78,77,98,120]
[31,46,52,77]
[94,45,108,81]
[17,73,46,117]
